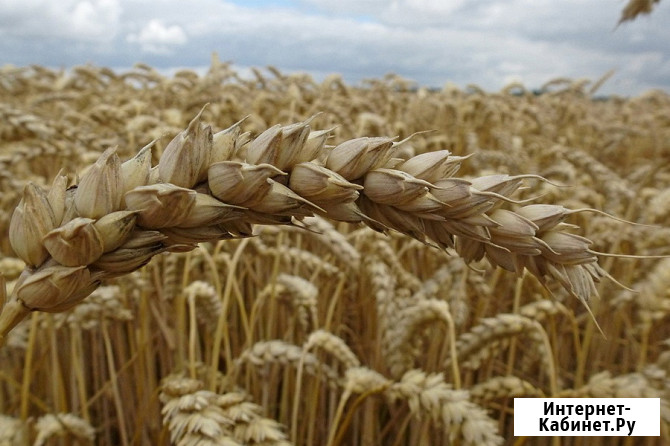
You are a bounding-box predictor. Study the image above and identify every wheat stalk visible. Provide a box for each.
[0,110,616,343]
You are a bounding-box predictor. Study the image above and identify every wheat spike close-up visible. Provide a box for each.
[0,108,618,343]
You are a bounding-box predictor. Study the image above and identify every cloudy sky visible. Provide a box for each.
[1,0,669,96]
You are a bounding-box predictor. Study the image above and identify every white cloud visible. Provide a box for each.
[70,0,121,39]
[0,0,668,95]
[0,0,121,41]
[127,19,187,54]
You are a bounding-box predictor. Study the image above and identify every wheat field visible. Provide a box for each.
[0,57,669,445]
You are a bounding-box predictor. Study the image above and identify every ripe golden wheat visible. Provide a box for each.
[1,62,669,445]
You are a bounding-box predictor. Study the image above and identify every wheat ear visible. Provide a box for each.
[0,415,28,445]
[160,375,292,446]
[34,413,95,446]
[0,110,614,343]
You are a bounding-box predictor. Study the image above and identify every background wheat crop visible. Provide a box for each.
[0,58,669,445]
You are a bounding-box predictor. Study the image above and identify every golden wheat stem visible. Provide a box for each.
[323,273,347,332]
[70,325,90,422]
[101,320,129,446]
[201,243,251,341]
[447,309,461,390]
[331,387,388,446]
[209,239,249,390]
[504,274,526,377]
[46,317,65,413]
[326,387,352,446]
[187,288,198,379]
[267,231,286,338]
[175,250,193,370]
[20,312,39,420]
[290,347,307,442]
[174,278,187,372]
[0,274,5,313]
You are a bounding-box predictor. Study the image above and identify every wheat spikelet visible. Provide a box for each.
[184,280,222,332]
[470,376,544,402]
[334,366,505,445]
[258,274,318,331]
[33,413,95,446]
[518,299,569,320]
